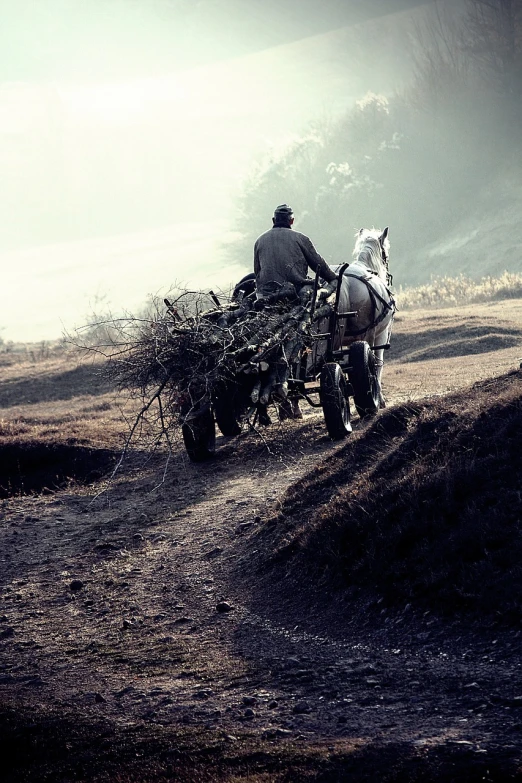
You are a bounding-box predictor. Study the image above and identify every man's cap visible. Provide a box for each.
[273,204,293,218]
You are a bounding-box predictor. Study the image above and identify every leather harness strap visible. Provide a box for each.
[340,271,395,338]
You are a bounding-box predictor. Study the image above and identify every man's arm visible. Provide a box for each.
[300,236,337,283]
[254,240,260,277]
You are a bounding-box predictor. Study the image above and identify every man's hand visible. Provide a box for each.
[325,279,338,295]
[317,279,338,302]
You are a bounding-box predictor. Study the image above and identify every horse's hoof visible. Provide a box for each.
[291,403,303,419]
[277,400,292,421]
[258,411,272,427]
[379,395,387,409]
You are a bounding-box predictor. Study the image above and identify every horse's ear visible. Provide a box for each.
[381,226,389,242]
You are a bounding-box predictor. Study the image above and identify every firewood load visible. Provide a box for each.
[108,286,335,433]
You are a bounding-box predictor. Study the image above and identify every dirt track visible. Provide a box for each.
[1,299,522,781]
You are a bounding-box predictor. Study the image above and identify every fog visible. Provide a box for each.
[5,0,517,342]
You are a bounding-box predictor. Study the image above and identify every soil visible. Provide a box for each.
[1,299,522,782]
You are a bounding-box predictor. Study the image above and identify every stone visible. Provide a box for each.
[69,580,84,592]
[292,701,312,714]
[275,728,293,737]
[263,728,278,739]
[216,601,233,613]
[204,547,223,559]
[193,689,213,699]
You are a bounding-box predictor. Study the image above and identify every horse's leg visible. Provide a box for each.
[257,403,272,427]
[374,319,393,408]
[373,347,385,408]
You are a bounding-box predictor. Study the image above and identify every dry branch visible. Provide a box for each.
[77,287,334,457]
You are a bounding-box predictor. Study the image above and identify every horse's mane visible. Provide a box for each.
[352,228,389,281]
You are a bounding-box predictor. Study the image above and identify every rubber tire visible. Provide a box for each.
[320,363,352,440]
[213,393,241,437]
[182,409,216,462]
[348,341,380,419]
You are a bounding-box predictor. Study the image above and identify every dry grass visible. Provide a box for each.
[396,271,522,310]
[266,369,522,623]
[0,339,67,367]
[0,352,126,448]
[0,352,129,497]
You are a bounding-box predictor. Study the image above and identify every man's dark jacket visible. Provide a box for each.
[254,226,336,296]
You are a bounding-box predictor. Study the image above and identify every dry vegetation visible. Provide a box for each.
[1,292,522,782]
[260,369,522,622]
[396,272,522,310]
[0,349,125,498]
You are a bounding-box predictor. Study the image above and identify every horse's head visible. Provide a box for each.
[354,227,391,283]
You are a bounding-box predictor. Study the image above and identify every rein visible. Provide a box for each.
[380,246,393,287]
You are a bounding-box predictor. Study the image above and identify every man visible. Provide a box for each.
[254,204,337,298]
[253,205,337,425]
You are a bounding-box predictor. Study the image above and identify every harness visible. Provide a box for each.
[340,269,396,339]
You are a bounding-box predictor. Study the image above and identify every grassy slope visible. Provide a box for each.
[263,369,522,622]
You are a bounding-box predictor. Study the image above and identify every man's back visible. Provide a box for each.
[254,225,335,296]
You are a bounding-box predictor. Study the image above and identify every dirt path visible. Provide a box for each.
[1,300,522,780]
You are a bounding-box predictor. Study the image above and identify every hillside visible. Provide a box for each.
[253,369,522,622]
[0,297,521,781]
[399,168,522,285]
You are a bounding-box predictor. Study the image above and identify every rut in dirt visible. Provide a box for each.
[0,442,117,498]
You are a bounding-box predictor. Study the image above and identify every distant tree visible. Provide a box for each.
[229,0,522,286]
[405,3,471,112]
[229,128,328,264]
[464,0,522,96]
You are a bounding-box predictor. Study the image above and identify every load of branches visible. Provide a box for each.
[95,284,334,447]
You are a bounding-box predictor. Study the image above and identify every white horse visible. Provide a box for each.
[313,227,395,412]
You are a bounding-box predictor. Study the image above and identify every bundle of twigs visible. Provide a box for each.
[106,288,333,427]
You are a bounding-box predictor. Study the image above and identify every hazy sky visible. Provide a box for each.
[0,0,432,342]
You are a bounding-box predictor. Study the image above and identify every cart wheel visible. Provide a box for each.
[182,409,216,462]
[348,341,380,419]
[213,393,241,437]
[320,363,352,440]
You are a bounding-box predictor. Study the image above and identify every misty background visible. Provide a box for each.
[1,0,521,342]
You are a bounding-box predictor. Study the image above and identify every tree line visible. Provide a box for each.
[230,0,522,284]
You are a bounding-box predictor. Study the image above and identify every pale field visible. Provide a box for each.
[384,298,522,405]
